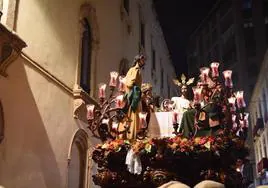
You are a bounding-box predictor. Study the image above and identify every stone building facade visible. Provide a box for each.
[249,50,268,186]
[187,0,268,102]
[0,0,176,188]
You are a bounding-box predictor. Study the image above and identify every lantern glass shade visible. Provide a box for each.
[244,113,249,120]
[222,70,233,88]
[192,86,202,103]
[235,91,246,108]
[86,104,95,120]
[210,62,220,77]
[115,95,125,108]
[228,97,236,105]
[118,76,126,92]
[109,71,119,87]
[200,67,210,83]
[200,67,210,75]
[232,114,236,122]
[112,122,119,130]
[222,70,232,79]
[102,118,110,125]
[98,83,107,98]
[139,112,147,128]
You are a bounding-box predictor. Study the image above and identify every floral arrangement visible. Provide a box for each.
[93,131,248,166]
[95,139,131,152]
[92,132,249,187]
[95,133,246,154]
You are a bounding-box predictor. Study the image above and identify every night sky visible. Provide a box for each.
[153,0,217,76]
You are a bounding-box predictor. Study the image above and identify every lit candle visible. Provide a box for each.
[232,114,236,123]
[102,118,110,125]
[222,70,233,88]
[235,91,246,109]
[241,113,249,128]
[109,71,119,87]
[228,97,236,112]
[86,104,95,120]
[98,83,106,99]
[112,121,119,130]
[172,110,179,124]
[118,76,126,92]
[200,67,210,84]
[115,95,125,108]
[192,86,202,103]
[139,112,147,128]
[210,62,220,78]
[239,120,245,128]
[232,114,237,129]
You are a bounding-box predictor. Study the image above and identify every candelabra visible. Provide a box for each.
[191,63,247,138]
[86,72,150,141]
[168,62,248,139]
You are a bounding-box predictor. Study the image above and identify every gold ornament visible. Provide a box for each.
[173,74,195,87]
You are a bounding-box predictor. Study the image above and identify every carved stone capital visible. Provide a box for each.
[73,97,86,120]
[0,23,27,77]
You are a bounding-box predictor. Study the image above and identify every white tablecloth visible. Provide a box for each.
[148,112,176,138]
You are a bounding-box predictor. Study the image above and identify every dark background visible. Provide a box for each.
[153,0,217,76]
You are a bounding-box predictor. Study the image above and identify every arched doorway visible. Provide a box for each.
[67,129,88,188]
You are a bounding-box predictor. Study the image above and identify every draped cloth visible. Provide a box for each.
[125,149,142,175]
[148,112,174,137]
[118,63,142,140]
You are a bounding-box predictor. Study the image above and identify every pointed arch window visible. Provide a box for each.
[80,18,92,94]
[68,130,88,188]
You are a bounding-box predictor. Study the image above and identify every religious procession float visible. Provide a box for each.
[87,55,249,187]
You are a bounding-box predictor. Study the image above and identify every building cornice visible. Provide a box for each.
[21,52,98,122]
[21,52,74,95]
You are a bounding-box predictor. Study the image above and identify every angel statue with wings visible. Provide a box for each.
[171,74,194,125]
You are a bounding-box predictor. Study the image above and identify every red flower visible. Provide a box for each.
[199,137,208,145]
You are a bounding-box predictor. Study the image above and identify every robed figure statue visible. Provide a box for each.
[118,55,145,140]
[171,74,194,128]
